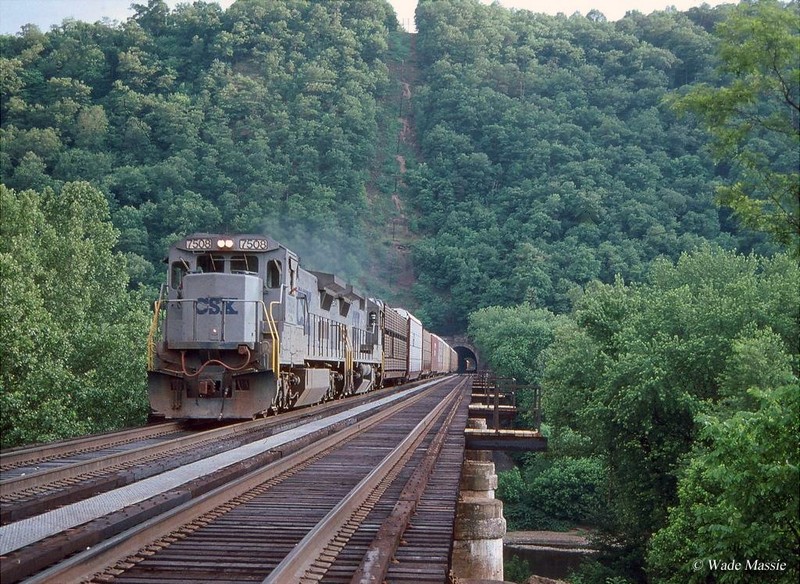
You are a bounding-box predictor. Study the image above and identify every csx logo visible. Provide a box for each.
[196,297,239,315]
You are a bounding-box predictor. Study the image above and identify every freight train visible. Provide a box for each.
[147,233,457,420]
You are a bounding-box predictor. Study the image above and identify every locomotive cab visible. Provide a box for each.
[149,235,287,419]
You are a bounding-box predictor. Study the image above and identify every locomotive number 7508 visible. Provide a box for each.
[239,239,270,250]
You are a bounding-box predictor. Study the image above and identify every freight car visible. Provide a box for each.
[147,233,455,420]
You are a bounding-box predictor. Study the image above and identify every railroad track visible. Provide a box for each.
[0,383,432,525]
[1,376,470,583]
[0,421,185,473]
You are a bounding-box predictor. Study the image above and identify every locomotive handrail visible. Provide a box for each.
[147,285,167,371]
[342,325,353,393]
[264,286,284,373]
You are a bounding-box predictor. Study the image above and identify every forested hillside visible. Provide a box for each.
[1,0,790,330]
[0,0,408,445]
[407,0,788,332]
[1,2,798,581]
[451,1,798,582]
[1,0,402,289]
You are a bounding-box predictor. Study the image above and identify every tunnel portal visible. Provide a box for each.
[454,345,478,373]
[441,335,480,373]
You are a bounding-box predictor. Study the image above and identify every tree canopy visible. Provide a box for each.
[539,247,799,580]
[2,0,792,331]
[1,0,399,290]
[671,0,800,252]
[405,0,790,333]
[1,8,798,578]
[0,183,150,446]
[468,247,798,583]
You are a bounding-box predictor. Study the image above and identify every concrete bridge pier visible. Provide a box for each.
[451,418,506,581]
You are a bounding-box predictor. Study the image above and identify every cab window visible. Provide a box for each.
[197,254,226,273]
[230,254,259,274]
[266,260,282,288]
[170,261,188,289]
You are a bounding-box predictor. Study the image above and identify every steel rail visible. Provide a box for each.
[350,376,467,583]
[0,422,182,471]
[0,379,435,498]
[263,378,465,583]
[1,421,255,497]
[21,378,453,584]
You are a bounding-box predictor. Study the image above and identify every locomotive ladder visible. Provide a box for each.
[264,301,281,373]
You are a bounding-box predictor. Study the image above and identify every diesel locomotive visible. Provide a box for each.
[147,233,456,420]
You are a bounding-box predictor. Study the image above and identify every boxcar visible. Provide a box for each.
[394,308,422,381]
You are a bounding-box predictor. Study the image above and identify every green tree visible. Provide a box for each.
[541,247,800,580]
[467,303,558,385]
[647,379,799,583]
[498,456,608,531]
[0,183,150,447]
[672,0,800,252]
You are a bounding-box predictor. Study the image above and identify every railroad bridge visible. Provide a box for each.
[1,376,545,583]
[442,334,481,373]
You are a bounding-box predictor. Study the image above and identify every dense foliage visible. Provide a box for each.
[1,0,399,289]
[467,304,557,385]
[477,248,798,582]
[417,6,798,577]
[647,381,799,583]
[1,0,789,328]
[498,454,608,531]
[672,0,800,251]
[457,3,798,581]
[1,4,798,581]
[542,247,798,580]
[0,0,405,446]
[0,183,150,447]
[406,0,785,333]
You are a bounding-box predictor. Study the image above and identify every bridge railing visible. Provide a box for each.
[469,372,542,432]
